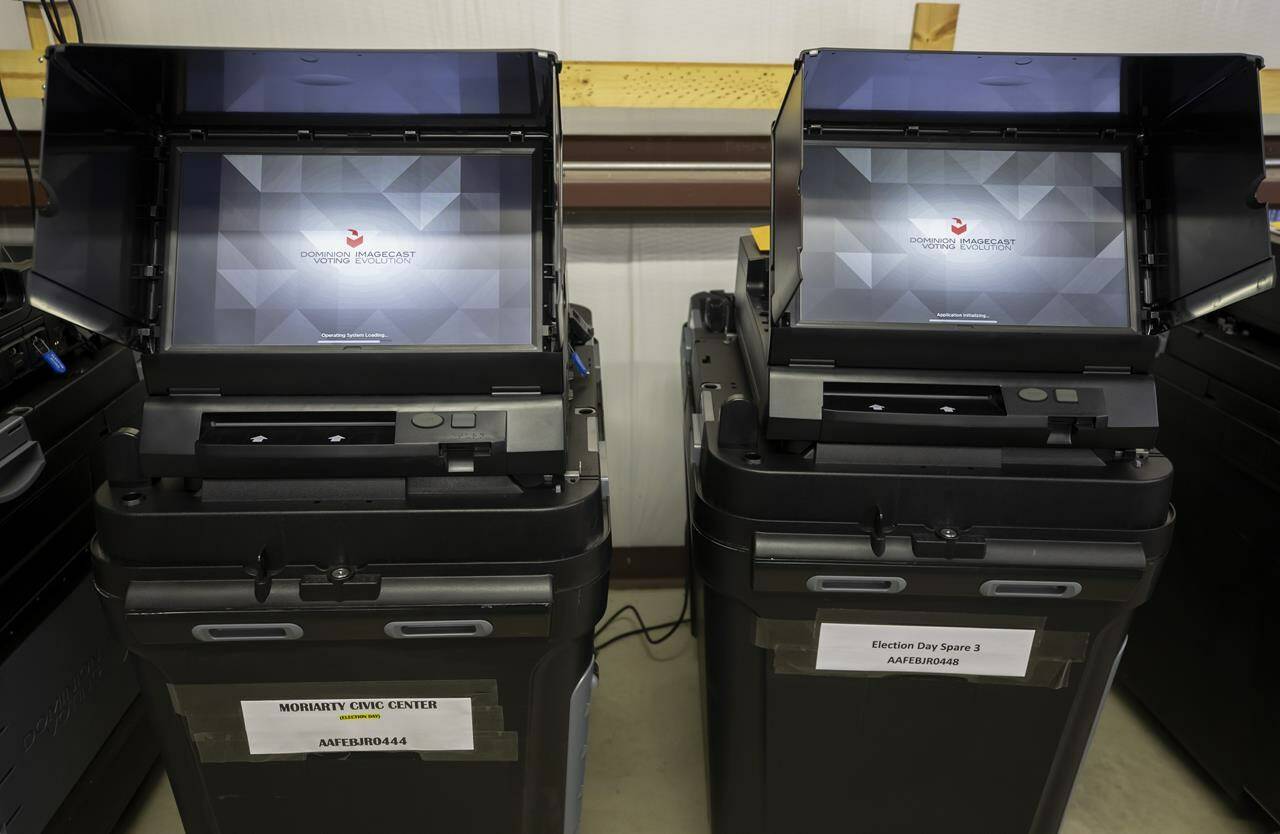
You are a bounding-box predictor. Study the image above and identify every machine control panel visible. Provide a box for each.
[194,410,515,476]
[767,368,1158,450]
[410,412,445,429]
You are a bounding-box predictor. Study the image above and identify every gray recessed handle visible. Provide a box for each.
[384,620,494,639]
[806,576,906,594]
[0,414,46,504]
[980,580,1082,599]
[191,623,303,642]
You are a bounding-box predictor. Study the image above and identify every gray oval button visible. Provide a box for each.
[411,412,444,429]
[1018,387,1049,402]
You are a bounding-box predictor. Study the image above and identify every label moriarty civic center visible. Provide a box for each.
[240,697,475,755]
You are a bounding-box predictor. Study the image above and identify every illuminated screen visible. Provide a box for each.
[169,151,535,347]
[798,145,1131,329]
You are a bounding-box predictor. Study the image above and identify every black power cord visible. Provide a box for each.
[38,0,68,45]
[66,0,84,42]
[0,79,37,227]
[594,582,691,653]
[594,362,702,653]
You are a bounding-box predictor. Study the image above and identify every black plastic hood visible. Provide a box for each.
[769,48,1274,334]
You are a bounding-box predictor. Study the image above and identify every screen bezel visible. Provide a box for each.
[793,138,1140,335]
[162,143,544,353]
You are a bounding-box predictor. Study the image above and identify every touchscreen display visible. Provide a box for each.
[169,151,535,347]
[798,145,1131,329]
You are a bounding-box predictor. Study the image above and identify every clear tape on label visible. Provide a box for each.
[170,679,518,762]
[241,697,475,756]
[755,609,1089,690]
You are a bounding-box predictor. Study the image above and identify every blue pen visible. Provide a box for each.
[32,335,67,374]
[570,349,590,377]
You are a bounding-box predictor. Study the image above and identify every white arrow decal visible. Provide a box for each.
[940,406,956,414]
[329,435,346,443]
[869,404,886,412]
[250,435,268,443]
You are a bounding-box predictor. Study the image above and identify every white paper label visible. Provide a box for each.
[815,623,1036,678]
[240,697,474,755]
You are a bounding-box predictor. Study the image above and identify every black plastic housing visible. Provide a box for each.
[91,342,610,834]
[684,293,1173,834]
[1225,236,1280,334]
[1120,318,1280,824]
[0,336,157,834]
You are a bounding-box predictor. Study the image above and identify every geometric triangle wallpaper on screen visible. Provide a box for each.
[798,145,1131,329]
[170,152,534,347]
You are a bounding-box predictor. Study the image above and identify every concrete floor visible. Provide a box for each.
[115,587,1271,834]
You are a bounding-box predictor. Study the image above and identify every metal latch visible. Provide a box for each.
[443,443,491,473]
[299,566,382,602]
[0,413,46,504]
[1048,415,1098,447]
[911,527,986,559]
[1047,416,1075,446]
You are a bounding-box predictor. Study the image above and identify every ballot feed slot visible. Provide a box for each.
[823,383,1007,416]
[199,412,397,446]
[189,409,519,478]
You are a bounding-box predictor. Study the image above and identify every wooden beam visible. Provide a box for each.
[0,171,50,209]
[910,3,960,51]
[0,4,80,99]
[560,61,790,110]
[1257,174,1280,205]
[1262,69,1280,116]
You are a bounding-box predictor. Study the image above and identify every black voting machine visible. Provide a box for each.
[0,260,155,834]
[28,45,610,834]
[683,49,1273,834]
[1119,232,1280,824]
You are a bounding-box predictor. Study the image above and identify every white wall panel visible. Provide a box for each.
[78,0,564,50]
[78,0,1280,64]
[0,2,32,50]
[559,0,921,63]
[952,0,1274,57]
[566,219,748,547]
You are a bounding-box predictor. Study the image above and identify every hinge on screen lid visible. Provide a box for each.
[132,328,158,353]
[167,128,204,143]
[509,129,525,142]
[130,238,163,354]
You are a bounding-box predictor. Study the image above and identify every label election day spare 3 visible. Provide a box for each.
[240,697,474,756]
[816,623,1036,679]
